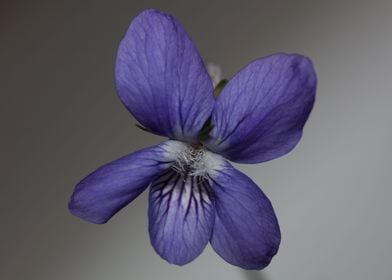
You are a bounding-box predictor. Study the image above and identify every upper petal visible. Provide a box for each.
[115,9,215,142]
[149,170,214,265]
[205,53,316,163]
[68,141,181,224]
[209,162,281,269]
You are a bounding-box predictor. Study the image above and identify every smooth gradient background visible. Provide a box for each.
[2,0,392,279]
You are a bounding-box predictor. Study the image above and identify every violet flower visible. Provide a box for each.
[69,9,316,270]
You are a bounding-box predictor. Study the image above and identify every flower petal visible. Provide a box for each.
[68,142,179,224]
[115,9,215,142]
[209,162,281,269]
[149,170,214,265]
[205,53,316,163]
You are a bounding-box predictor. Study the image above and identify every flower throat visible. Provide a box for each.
[171,144,209,179]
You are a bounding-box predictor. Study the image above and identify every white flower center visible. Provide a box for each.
[163,141,223,179]
[171,145,208,177]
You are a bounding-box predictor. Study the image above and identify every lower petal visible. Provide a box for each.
[209,162,281,269]
[148,169,214,265]
[68,141,180,224]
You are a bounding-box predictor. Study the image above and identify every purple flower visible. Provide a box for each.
[68,9,316,270]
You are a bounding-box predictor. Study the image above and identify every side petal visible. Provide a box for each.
[209,162,281,270]
[149,170,214,265]
[205,53,316,163]
[68,141,181,224]
[115,9,215,142]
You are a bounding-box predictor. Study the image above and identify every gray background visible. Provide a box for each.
[1,0,392,279]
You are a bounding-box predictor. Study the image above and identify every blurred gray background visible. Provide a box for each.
[1,0,392,279]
